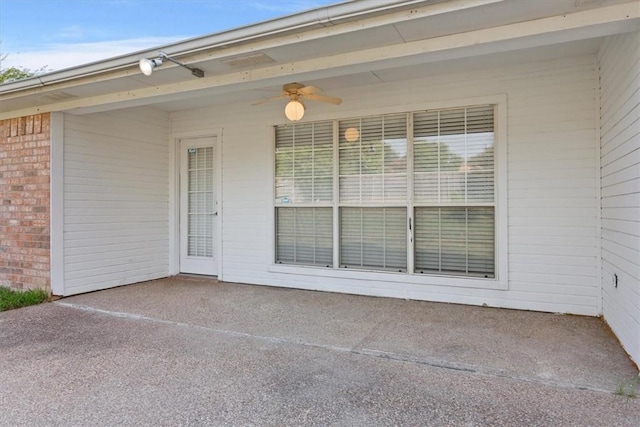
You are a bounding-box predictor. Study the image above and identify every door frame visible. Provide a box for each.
[169,130,223,279]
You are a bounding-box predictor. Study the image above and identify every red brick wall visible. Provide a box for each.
[0,114,51,292]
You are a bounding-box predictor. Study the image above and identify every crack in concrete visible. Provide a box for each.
[55,301,615,396]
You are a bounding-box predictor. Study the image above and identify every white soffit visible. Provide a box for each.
[147,38,603,113]
[259,25,405,63]
[153,71,386,112]
[394,0,639,42]
[370,37,604,83]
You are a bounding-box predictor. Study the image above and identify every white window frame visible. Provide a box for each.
[270,94,508,291]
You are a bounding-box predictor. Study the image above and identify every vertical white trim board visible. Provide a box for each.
[50,112,64,296]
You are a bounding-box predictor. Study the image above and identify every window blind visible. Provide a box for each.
[338,114,407,203]
[414,106,494,204]
[275,122,333,204]
[275,122,333,267]
[340,207,407,271]
[276,207,333,266]
[412,105,495,277]
[187,146,214,257]
[414,207,495,277]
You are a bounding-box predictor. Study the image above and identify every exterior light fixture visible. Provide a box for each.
[285,100,305,121]
[344,127,360,142]
[253,83,341,121]
[138,51,205,78]
[139,58,163,76]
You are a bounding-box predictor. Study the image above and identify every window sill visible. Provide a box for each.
[268,264,508,290]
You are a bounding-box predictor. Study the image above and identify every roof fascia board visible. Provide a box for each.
[1,1,638,120]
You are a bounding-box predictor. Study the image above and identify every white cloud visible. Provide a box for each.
[2,37,186,72]
[57,25,86,40]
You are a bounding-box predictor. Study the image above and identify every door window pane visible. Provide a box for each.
[187,146,214,257]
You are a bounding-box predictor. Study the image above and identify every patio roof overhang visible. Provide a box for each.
[1,0,639,120]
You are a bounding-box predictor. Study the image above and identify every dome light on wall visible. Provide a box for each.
[139,51,204,78]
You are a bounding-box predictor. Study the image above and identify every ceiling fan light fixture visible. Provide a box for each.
[285,100,305,121]
[252,83,341,119]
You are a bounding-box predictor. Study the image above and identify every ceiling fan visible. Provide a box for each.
[253,83,342,121]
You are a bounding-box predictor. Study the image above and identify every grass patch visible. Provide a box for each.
[615,376,639,399]
[0,287,49,312]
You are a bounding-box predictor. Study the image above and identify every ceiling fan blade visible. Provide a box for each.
[304,93,343,105]
[297,85,322,95]
[252,94,287,106]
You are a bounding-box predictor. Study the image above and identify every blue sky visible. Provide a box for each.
[0,0,340,72]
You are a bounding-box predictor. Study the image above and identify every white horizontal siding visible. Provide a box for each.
[63,108,170,295]
[598,31,640,365]
[170,53,600,316]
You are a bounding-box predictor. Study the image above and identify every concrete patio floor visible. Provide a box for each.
[1,276,639,426]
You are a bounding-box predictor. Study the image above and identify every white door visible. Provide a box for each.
[180,137,218,275]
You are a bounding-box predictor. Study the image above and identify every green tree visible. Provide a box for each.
[0,66,36,83]
[0,46,49,83]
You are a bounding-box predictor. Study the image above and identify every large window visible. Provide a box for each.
[275,105,496,278]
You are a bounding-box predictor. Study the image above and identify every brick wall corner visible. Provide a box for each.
[0,113,51,293]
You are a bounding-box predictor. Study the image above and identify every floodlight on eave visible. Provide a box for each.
[139,51,205,78]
